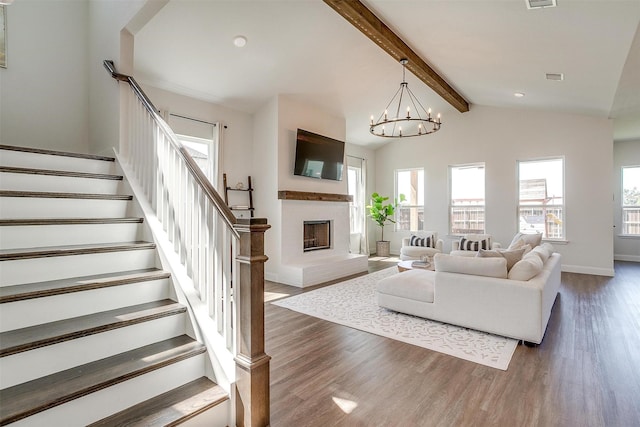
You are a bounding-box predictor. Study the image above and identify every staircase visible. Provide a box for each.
[0,145,230,426]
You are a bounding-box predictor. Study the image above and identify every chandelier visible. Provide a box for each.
[370,59,442,138]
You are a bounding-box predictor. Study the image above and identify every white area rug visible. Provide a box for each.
[272,267,518,370]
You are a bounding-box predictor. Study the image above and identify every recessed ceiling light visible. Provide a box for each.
[233,36,247,48]
[546,73,564,81]
[514,92,525,98]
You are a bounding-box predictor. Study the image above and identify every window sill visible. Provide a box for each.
[543,239,568,245]
[617,234,640,239]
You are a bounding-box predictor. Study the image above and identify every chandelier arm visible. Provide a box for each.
[406,85,433,121]
[376,85,403,123]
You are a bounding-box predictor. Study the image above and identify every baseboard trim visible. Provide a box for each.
[614,254,640,262]
[562,264,615,277]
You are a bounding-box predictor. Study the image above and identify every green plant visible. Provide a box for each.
[367,192,406,241]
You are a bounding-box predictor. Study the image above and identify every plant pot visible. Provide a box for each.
[376,241,390,257]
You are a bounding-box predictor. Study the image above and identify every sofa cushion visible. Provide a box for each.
[508,255,544,281]
[434,253,507,278]
[401,245,440,260]
[377,270,435,303]
[410,234,435,248]
[508,232,542,250]
[477,248,526,271]
[459,237,491,251]
[525,245,551,264]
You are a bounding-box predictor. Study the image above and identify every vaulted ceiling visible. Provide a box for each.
[134,0,640,147]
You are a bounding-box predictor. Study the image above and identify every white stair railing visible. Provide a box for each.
[104,60,270,427]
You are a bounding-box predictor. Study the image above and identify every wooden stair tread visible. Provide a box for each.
[0,190,132,200]
[0,166,123,180]
[0,217,143,226]
[0,268,170,303]
[0,299,185,357]
[0,241,156,261]
[88,377,228,427]
[0,144,115,162]
[0,335,205,425]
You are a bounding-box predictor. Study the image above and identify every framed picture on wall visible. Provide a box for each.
[0,5,6,68]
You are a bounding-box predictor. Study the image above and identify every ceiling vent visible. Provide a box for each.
[546,73,564,81]
[526,0,557,9]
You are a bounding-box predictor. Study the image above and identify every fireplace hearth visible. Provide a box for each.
[303,220,331,252]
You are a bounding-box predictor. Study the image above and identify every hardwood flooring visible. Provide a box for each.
[265,259,640,427]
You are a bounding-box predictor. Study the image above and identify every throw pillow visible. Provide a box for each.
[526,245,551,263]
[459,237,490,251]
[508,255,544,281]
[476,249,502,258]
[434,253,507,278]
[541,242,555,254]
[409,234,435,248]
[508,232,542,250]
[477,248,526,271]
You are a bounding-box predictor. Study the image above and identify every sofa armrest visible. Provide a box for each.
[401,237,410,247]
[433,272,544,342]
[451,240,460,251]
[492,242,502,249]
[435,239,444,252]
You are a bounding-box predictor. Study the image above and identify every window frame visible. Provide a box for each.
[516,157,565,241]
[395,167,424,232]
[448,163,486,235]
[621,165,640,237]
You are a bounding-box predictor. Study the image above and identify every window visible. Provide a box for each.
[396,168,424,231]
[622,166,640,235]
[449,164,485,234]
[347,165,363,234]
[518,158,564,239]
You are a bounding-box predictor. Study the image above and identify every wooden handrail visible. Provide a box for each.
[103,60,239,238]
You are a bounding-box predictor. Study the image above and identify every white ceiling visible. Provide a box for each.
[134,0,640,147]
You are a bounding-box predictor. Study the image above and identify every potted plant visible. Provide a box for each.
[367,192,405,257]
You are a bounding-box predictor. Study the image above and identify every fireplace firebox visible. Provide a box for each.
[303,221,331,252]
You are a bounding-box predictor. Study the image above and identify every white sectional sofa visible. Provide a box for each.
[376,247,561,344]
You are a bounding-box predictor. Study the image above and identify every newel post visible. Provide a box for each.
[234,218,271,427]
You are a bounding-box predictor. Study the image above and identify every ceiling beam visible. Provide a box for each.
[323,0,470,113]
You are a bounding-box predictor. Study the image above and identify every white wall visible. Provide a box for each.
[375,105,615,276]
[277,96,347,195]
[1,0,89,153]
[252,96,281,273]
[613,139,640,261]
[87,0,151,157]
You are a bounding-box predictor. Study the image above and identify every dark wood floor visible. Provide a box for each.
[264,259,640,427]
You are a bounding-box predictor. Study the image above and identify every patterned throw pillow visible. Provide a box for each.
[459,237,490,251]
[409,234,434,248]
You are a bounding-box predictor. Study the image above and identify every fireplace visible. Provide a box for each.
[303,220,331,252]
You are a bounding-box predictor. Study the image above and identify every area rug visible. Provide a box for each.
[272,267,518,370]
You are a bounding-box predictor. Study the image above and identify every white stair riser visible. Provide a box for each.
[0,150,114,174]
[0,223,142,250]
[9,353,206,427]
[0,172,122,194]
[0,249,158,286]
[0,313,188,389]
[181,399,230,427]
[0,279,172,332]
[0,197,130,219]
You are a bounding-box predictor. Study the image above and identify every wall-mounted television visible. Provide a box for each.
[293,129,345,181]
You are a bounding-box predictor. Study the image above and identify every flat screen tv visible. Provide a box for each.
[294,129,345,181]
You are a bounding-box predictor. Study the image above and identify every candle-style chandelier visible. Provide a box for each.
[370,59,442,138]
